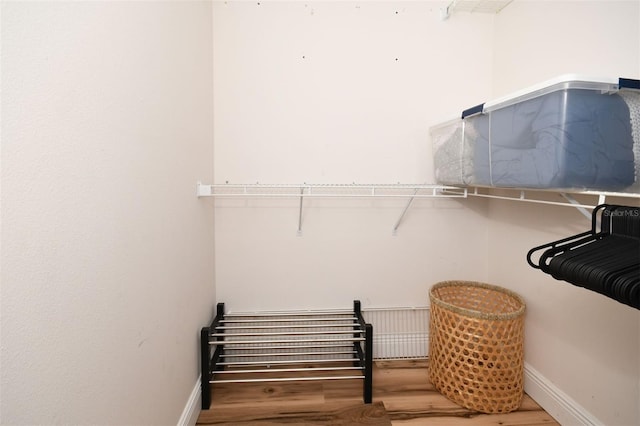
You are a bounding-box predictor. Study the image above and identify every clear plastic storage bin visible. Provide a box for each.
[430,75,640,191]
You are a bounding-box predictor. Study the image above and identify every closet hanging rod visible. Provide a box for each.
[465,190,597,209]
[461,187,640,209]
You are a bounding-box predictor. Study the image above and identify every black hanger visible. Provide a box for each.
[527,204,640,310]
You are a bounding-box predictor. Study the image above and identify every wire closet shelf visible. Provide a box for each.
[196,183,467,199]
[197,182,640,209]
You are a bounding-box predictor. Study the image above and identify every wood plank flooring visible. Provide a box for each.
[197,359,559,425]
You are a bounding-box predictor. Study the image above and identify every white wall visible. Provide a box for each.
[213,1,493,312]
[490,2,640,425]
[0,2,215,425]
[492,0,640,95]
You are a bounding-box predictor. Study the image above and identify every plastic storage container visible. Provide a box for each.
[430,75,640,191]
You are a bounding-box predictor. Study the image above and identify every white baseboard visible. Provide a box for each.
[524,363,603,426]
[177,377,201,426]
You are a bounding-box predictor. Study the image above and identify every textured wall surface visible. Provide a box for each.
[1,2,215,424]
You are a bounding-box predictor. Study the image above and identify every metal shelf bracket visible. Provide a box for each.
[392,189,419,236]
[297,187,304,236]
[560,193,593,220]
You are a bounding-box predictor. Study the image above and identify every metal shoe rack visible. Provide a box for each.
[200,301,373,409]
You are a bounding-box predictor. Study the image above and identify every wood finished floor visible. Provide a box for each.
[196,359,559,425]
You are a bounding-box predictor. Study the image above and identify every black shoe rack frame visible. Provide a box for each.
[200,300,373,409]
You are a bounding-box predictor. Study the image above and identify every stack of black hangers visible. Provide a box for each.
[527,204,639,310]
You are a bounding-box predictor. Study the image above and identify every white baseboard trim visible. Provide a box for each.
[524,363,603,426]
[177,377,201,426]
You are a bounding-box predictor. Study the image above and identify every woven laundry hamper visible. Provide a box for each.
[428,280,526,414]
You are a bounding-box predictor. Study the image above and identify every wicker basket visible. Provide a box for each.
[428,280,526,414]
